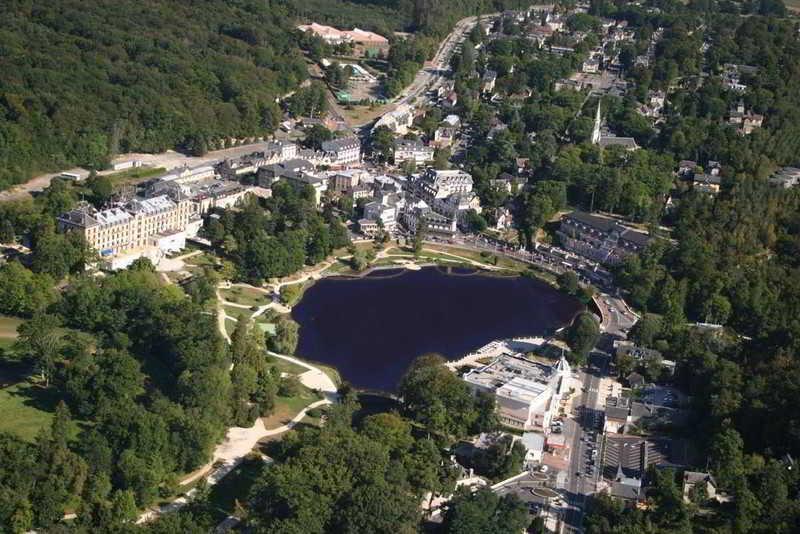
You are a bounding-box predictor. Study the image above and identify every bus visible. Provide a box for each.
[59,171,84,181]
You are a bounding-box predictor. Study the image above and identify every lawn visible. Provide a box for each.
[220,286,271,308]
[0,315,23,340]
[105,166,166,185]
[183,251,218,270]
[0,315,22,354]
[223,304,253,320]
[260,385,321,429]
[422,245,530,271]
[0,380,80,442]
[268,357,307,376]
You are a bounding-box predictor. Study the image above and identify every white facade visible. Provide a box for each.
[464,354,571,433]
[321,137,361,166]
[394,139,434,165]
[373,104,415,135]
[415,169,473,201]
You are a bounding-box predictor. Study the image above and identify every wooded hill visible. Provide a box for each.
[0,0,308,190]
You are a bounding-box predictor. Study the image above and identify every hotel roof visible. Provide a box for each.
[464,353,556,391]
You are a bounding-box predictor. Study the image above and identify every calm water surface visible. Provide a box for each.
[292,267,582,391]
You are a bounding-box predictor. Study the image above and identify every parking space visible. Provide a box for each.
[640,385,683,408]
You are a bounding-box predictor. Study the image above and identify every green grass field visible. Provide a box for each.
[220,286,271,308]
[261,385,322,429]
[0,315,22,340]
[0,381,77,442]
[106,166,166,185]
[269,357,307,376]
[0,315,22,353]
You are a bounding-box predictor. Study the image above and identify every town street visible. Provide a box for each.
[395,13,499,108]
[563,354,609,532]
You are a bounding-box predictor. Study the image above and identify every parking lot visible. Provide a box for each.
[639,385,683,408]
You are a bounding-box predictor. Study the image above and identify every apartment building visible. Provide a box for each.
[557,211,651,265]
[321,136,361,167]
[394,139,434,166]
[410,168,473,203]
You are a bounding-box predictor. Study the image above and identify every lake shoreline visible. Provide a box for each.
[291,266,583,391]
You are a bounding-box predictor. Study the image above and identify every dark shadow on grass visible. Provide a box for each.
[8,380,63,413]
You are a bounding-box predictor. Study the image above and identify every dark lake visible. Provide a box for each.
[291,267,583,391]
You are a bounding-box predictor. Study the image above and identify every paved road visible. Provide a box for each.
[563,354,611,532]
[395,14,498,108]
[0,141,277,202]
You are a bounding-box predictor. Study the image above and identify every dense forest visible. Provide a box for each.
[0,0,308,190]
[288,0,521,37]
[0,0,528,192]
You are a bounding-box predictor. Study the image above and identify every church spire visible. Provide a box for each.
[591,99,602,145]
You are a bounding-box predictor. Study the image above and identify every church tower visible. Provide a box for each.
[591,99,602,145]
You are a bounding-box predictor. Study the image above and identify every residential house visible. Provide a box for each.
[520,432,546,465]
[373,104,415,135]
[442,114,461,128]
[401,200,457,236]
[327,169,368,194]
[768,167,800,189]
[677,160,697,177]
[433,191,482,227]
[346,183,373,200]
[582,56,600,74]
[256,159,315,187]
[682,472,717,503]
[357,218,380,237]
[409,168,473,203]
[482,70,498,94]
[433,126,457,148]
[604,396,631,433]
[626,372,646,389]
[363,200,398,232]
[692,173,721,195]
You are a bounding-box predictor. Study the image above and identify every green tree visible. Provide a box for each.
[86,174,114,206]
[15,313,63,387]
[442,487,529,534]
[269,317,300,355]
[566,312,599,362]
[413,221,426,256]
[709,427,745,490]
[399,354,477,439]
[557,271,579,295]
[371,125,395,163]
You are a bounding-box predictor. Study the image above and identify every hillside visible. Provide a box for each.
[288,0,517,37]
[0,0,308,190]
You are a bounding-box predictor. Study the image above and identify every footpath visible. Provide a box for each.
[137,277,338,523]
